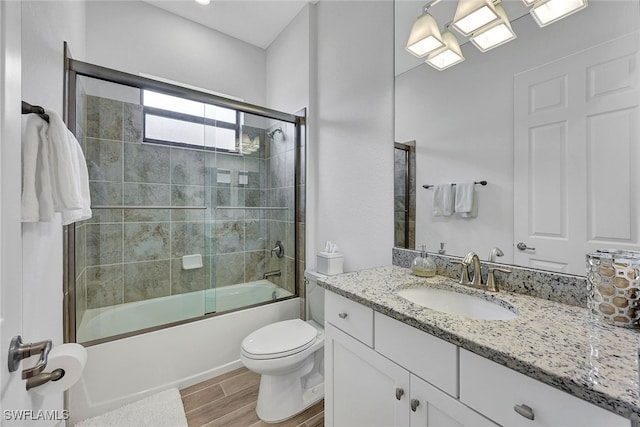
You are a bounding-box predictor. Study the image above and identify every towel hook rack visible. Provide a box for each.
[423,180,487,190]
[22,101,50,123]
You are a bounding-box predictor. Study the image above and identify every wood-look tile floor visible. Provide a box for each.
[180,367,324,427]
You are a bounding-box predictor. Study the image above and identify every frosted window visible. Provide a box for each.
[142,90,239,152]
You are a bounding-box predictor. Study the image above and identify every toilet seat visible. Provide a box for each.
[241,319,318,360]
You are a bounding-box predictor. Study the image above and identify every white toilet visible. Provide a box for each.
[240,270,326,423]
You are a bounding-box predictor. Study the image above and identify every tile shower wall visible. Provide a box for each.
[77,94,299,315]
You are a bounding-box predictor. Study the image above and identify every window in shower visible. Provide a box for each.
[67,64,305,345]
[142,90,239,152]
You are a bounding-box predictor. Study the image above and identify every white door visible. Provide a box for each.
[325,323,410,427]
[514,32,640,275]
[0,0,29,423]
[409,375,497,427]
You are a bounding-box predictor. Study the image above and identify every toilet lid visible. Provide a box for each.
[241,319,317,358]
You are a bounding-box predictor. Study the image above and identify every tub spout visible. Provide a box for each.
[263,270,281,280]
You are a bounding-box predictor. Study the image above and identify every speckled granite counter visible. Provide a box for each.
[318,265,640,421]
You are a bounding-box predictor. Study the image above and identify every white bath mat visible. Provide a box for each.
[74,388,188,427]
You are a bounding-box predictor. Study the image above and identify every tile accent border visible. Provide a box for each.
[392,247,588,308]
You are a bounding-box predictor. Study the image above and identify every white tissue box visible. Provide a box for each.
[317,252,344,275]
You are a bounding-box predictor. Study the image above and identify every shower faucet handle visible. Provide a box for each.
[271,241,285,258]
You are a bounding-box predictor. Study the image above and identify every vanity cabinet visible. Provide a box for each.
[460,349,629,427]
[324,290,631,427]
[325,294,497,427]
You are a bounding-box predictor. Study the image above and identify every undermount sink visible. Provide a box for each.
[397,287,518,320]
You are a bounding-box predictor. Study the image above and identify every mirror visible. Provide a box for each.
[394,0,640,276]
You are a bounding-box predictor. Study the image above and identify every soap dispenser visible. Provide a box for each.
[411,245,436,277]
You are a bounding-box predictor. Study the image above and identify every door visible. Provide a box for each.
[514,32,640,275]
[1,0,29,422]
[325,323,410,427]
[409,374,497,427]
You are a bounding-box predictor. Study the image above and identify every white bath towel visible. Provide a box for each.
[21,110,92,224]
[455,182,478,218]
[432,184,455,217]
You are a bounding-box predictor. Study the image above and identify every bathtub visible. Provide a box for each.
[69,282,299,424]
[77,280,293,343]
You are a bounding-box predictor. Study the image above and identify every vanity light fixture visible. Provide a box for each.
[470,2,516,52]
[406,8,445,58]
[451,0,501,37]
[527,0,588,27]
[426,29,465,71]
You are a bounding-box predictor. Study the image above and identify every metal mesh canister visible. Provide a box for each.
[586,250,640,328]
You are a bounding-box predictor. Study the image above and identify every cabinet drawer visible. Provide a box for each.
[460,349,629,427]
[375,312,458,397]
[325,291,374,347]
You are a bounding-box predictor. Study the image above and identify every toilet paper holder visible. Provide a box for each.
[8,335,52,379]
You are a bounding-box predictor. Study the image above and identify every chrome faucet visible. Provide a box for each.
[263,270,281,280]
[463,252,483,287]
[488,247,504,262]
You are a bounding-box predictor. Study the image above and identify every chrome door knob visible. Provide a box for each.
[395,388,404,400]
[410,399,420,412]
[516,242,536,251]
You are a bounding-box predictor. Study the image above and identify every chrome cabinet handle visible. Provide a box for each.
[514,403,535,420]
[338,312,348,319]
[516,242,536,251]
[395,388,404,400]
[410,398,420,412]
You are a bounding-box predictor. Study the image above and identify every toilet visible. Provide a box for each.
[240,270,326,423]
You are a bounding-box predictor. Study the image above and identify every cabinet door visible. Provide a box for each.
[410,375,498,427]
[325,323,410,427]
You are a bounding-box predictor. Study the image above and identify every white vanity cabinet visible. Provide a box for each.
[324,290,631,427]
[325,292,496,427]
[459,349,629,427]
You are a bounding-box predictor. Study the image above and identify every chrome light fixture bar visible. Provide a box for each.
[426,29,465,71]
[451,0,501,37]
[470,3,516,52]
[527,0,588,27]
[405,3,445,58]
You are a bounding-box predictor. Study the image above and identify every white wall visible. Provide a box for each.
[313,1,395,272]
[85,1,266,105]
[395,1,640,262]
[266,5,310,115]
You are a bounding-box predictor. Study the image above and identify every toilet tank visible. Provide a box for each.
[304,270,326,324]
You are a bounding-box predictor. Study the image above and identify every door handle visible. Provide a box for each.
[516,242,536,251]
[395,387,404,400]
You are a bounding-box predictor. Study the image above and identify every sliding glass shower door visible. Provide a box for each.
[69,65,302,344]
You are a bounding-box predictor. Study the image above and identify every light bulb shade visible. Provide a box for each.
[426,31,465,71]
[406,12,445,58]
[451,0,500,37]
[470,4,517,52]
[530,0,588,27]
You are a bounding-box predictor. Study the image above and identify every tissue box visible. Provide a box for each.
[317,252,344,275]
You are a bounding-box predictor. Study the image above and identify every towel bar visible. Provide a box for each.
[423,180,487,189]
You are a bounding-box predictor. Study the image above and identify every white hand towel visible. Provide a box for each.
[432,184,455,217]
[21,110,92,224]
[47,110,92,225]
[455,182,478,218]
[21,116,55,222]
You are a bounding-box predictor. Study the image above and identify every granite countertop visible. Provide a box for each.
[318,265,640,421]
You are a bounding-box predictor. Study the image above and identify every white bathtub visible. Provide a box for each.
[69,290,299,424]
[77,280,293,343]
